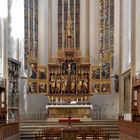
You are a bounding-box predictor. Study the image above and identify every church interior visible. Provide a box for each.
[0,0,140,140]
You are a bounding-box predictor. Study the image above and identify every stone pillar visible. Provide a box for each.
[52,0,58,57]
[120,0,132,74]
[113,0,120,113]
[114,0,120,75]
[48,0,52,58]
[89,0,100,64]
[120,0,132,114]
[135,0,140,74]
[38,0,48,64]
[131,0,136,76]
[80,0,89,58]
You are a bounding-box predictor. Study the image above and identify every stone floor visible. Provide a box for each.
[4,134,20,140]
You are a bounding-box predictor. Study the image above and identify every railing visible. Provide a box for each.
[118,120,140,139]
[0,122,19,140]
[35,127,109,140]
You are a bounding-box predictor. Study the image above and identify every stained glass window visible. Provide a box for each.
[58,0,80,49]
[24,0,38,69]
[99,0,114,58]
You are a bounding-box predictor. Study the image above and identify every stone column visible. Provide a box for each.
[120,0,132,114]
[135,0,140,74]
[89,0,100,64]
[38,0,48,64]
[52,0,58,57]
[80,0,89,58]
[120,0,132,74]
[48,0,52,58]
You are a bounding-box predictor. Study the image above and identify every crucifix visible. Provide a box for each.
[67,110,72,128]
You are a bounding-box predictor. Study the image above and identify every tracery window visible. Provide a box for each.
[58,0,80,49]
[99,0,114,59]
[24,0,38,69]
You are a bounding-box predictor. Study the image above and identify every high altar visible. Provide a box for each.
[25,0,112,119]
[45,4,93,118]
[46,46,92,118]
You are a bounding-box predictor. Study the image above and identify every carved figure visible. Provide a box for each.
[56,79,61,94]
[83,80,88,93]
[71,80,75,93]
[61,79,67,94]
[50,79,55,94]
[77,80,82,93]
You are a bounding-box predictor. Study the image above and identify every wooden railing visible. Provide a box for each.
[0,122,19,140]
[118,120,140,139]
[35,127,109,140]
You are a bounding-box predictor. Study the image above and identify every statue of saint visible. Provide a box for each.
[77,80,82,93]
[61,77,67,94]
[56,79,61,94]
[67,63,71,76]
[71,80,75,93]
[83,80,88,93]
[50,79,55,94]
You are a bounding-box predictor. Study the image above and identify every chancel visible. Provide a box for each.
[0,0,140,140]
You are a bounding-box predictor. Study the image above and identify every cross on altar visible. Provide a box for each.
[59,111,80,128]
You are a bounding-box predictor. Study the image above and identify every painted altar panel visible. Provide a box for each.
[90,55,111,94]
[48,108,91,118]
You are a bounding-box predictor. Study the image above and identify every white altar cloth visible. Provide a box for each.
[46,104,93,109]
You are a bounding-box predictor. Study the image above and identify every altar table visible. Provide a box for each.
[46,104,93,118]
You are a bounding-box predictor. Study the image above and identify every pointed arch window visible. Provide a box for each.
[58,0,80,49]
